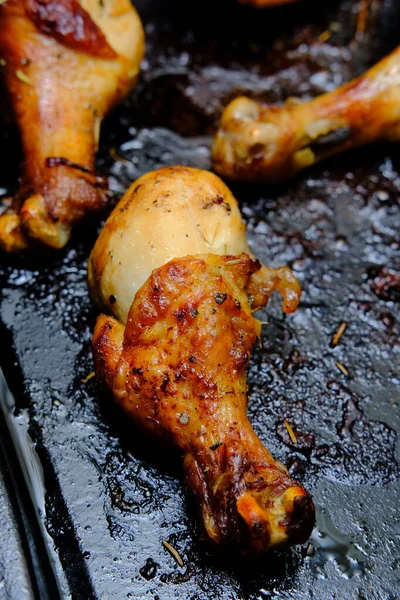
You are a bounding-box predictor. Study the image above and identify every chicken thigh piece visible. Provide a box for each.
[0,0,144,252]
[212,44,400,182]
[89,166,315,555]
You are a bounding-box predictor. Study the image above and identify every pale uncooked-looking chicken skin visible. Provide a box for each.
[213,44,400,182]
[89,166,315,555]
[0,0,144,251]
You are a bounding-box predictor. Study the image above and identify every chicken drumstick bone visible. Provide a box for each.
[89,166,315,555]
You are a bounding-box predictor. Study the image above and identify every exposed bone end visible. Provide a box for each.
[186,441,315,556]
[236,484,314,554]
[213,97,284,181]
[220,96,260,129]
[20,194,71,249]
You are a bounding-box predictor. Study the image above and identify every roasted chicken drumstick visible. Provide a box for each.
[212,44,400,182]
[89,166,315,555]
[0,0,144,252]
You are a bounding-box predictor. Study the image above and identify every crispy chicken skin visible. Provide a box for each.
[212,44,400,182]
[0,0,144,252]
[90,166,315,555]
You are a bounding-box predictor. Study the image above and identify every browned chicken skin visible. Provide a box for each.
[0,0,144,251]
[212,44,400,182]
[90,167,315,555]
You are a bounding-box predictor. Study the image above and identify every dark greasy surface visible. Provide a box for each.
[0,428,35,600]
[0,373,62,600]
[0,0,400,598]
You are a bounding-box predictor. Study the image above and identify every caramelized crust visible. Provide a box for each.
[212,45,400,182]
[0,0,144,251]
[26,0,117,57]
[93,254,314,555]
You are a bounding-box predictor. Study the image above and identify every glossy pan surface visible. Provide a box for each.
[0,0,399,598]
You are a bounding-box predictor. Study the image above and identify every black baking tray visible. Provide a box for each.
[0,0,399,598]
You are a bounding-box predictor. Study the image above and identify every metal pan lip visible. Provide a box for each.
[0,369,65,600]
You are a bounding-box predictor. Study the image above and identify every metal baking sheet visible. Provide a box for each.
[0,0,399,598]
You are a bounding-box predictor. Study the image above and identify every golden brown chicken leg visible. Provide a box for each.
[89,166,315,555]
[212,44,400,182]
[0,0,144,252]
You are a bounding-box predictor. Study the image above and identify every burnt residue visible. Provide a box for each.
[0,0,400,599]
[140,557,159,580]
[367,265,400,302]
[26,0,116,58]
[308,126,352,155]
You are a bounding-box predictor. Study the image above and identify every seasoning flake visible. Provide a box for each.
[15,69,33,85]
[335,361,349,377]
[162,540,184,568]
[81,371,95,383]
[319,29,331,42]
[284,419,298,444]
[331,321,347,346]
